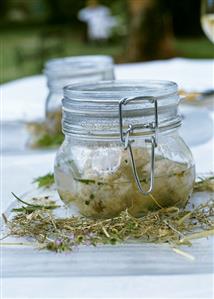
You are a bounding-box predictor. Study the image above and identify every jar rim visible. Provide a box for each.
[62,80,181,139]
[44,55,114,76]
[63,80,178,102]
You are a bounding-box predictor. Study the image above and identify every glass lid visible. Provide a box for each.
[62,80,181,138]
[64,80,177,101]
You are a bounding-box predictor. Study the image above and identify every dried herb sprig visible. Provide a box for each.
[33,173,55,188]
[11,192,59,213]
[26,120,64,148]
[2,198,214,253]
[194,175,214,192]
[2,174,213,253]
[35,132,64,148]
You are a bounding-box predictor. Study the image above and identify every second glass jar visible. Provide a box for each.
[44,55,115,134]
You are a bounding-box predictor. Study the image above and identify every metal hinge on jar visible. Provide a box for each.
[119,96,158,195]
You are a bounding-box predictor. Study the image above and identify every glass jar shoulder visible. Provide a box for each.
[55,131,195,170]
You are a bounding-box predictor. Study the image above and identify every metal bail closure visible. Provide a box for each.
[119,96,158,195]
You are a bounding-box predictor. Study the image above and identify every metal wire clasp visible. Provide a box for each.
[119,96,158,195]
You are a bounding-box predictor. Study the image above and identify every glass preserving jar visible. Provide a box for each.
[54,80,195,219]
[44,55,114,134]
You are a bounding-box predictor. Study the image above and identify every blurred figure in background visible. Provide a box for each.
[78,0,117,43]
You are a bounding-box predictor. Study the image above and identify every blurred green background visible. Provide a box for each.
[0,0,213,84]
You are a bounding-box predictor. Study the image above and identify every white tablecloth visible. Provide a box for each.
[3,275,214,299]
[1,58,214,299]
[1,58,214,122]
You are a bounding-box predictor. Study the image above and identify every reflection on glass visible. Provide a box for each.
[201,0,214,43]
